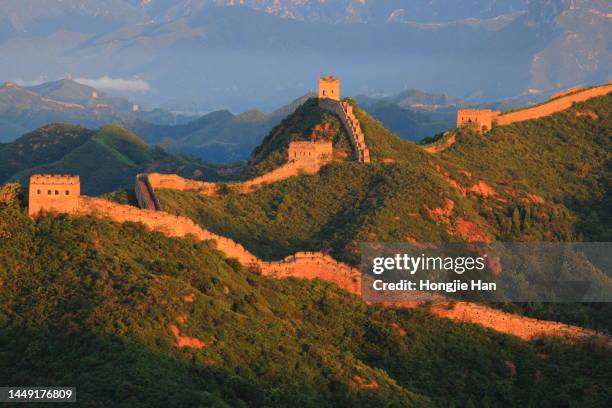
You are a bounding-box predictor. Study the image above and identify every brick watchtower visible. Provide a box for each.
[28,174,80,217]
[318,75,340,101]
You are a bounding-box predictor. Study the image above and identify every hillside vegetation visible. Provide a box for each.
[154,94,611,330]
[1,191,610,407]
[0,124,219,195]
[157,95,611,262]
[126,95,313,164]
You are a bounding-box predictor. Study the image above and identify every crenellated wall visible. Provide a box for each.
[147,173,217,193]
[74,195,605,342]
[19,181,601,342]
[453,84,612,136]
[144,153,327,198]
[495,84,612,126]
[319,99,371,163]
[77,196,360,291]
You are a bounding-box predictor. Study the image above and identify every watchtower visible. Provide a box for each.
[288,141,333,164]
[318,75,340,101]
[456,109,501,133]
[28,174,80,217]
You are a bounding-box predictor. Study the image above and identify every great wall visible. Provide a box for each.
[318,76,371,163]
[22,77,612,344]
[27,172,607,342]
[455,83,612,134]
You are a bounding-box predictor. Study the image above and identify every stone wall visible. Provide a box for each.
[261,252,361,295]
[549,86,584,100]
[240,161,322,192]
[77,196,359,290]
[495,84,612,126]
[135,174,160,210]
[147,173,217,194]
[78,196,259,265]
[319,99,371,163]
[144,155,326,197]
[25,187,598,342]
[28,174,80,217]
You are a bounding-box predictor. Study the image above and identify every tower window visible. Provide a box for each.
[55,190,59,195]
[65,190,70,195]
[37,189,41,194]
[48,190,52,195]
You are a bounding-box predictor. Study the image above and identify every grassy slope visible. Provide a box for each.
[0,196,609,407]
[2,124,216,196]
[248,98,352,176]
[0,124,94,183]
[158,96,611,257]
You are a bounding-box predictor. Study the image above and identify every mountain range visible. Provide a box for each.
[0,78,473,162]
[0,0,609,111]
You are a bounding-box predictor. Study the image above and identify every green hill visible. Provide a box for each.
[125,95,314,164]
[0,123,216,195]
[0,79,140,143]
[157,95,611,258]
[153,94,611,330]
[1,192,610,407]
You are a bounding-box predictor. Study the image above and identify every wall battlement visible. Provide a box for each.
[319,98,371,163]
[549,87,584,100]
[28,174,80,216]
[495,84,612,126]
[317,75,370,163]
[30,174,80,185]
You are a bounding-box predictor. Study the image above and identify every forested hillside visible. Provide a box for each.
[157,95,611,263]
[0,124,218,195]
[0,191,609,407]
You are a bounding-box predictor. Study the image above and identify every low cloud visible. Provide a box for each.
[12,79,47,86]
[74,76,151,93]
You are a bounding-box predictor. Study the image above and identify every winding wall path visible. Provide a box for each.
[495,84,612,126]
[320,99,371,163]
[121,178,607,342]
